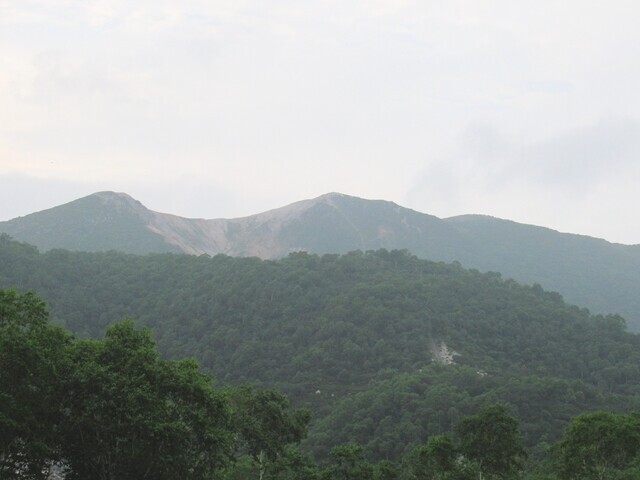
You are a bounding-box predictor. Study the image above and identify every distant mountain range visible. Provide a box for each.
[2,191,640,330]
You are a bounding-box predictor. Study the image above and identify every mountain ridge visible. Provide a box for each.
[2,190,640,330]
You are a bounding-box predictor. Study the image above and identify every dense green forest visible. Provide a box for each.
[3,288,640,479]
[2,235,640,478]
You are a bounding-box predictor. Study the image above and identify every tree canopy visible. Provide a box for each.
[3,237,640,477]
[0,290,306,480]
[2,288,640,479]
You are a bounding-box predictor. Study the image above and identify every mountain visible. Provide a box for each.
[443,215,640,330]
[0,192,181,255]
[2,191,640,330]
[0,191,469,258]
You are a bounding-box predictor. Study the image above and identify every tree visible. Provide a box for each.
[374,459,399,480]
[264,445,320,480]
[0,289,69,479]
[59,319,234,480]
[409,434,460,479]
[227,385,311,480]
[455,404,526,479]
[556,411,640,480]
[406,434,479,480]
[320,443,374,480]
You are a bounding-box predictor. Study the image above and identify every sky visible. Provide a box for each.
[1,1,640,244]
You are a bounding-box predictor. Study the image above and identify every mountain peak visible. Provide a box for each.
[93,190,132,198]
[313,192,390,203]
[0,190,177,254]
[315,192,348,201]
[92,190,135,201]
[89,191,150,215]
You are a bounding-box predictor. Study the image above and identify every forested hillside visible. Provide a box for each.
[446,214,640,331]
[2,234,640,464]
[4,287,640,479]
[3,191,640,332]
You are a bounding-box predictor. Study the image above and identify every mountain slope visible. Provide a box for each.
[140,192,474,259]
[442,215,640,327]
[2,191,640,330]
[0,192,181,254]
[0,192,469,258]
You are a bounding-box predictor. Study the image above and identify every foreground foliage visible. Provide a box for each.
[553,411,640,480]
[3,288,640,479]
[0,290,305,479]
[0,290,68,478]
[60,320,234,479]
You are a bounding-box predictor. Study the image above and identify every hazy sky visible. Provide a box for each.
[2,1,639,244]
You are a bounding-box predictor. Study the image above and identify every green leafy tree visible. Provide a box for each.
[0,289,69,479]
[228,385,311,480]
[556,411,640,480]
[405,433,480,480]
[59,319,234,480]
[455,404,526,479]
[320,443,374,480]
[374,459,400,480]
[408,434,460,480]
[265,445,320,480]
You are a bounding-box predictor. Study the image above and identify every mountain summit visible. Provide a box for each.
[0,191,468,259]
[0,191,180,254]
[2,191,640,330]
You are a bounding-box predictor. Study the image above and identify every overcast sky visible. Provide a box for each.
[2,1,639,244]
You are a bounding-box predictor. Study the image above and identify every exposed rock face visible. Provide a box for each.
[145,193,328,256]
[430,341,459,365]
